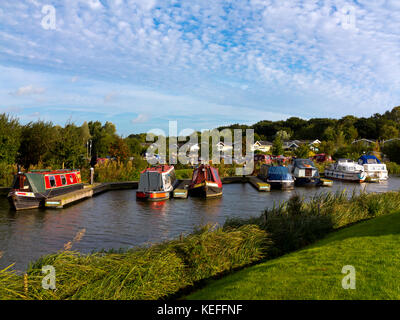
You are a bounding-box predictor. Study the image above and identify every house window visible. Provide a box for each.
[61,175,67,185]
[49,176,56,187]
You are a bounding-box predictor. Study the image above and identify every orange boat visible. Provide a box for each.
[136,165,177,201]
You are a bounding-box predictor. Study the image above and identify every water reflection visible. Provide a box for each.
[0,176,399,271]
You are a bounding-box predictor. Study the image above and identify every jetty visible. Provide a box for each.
[248,176,271,192]
[45,181,138,209]
[173,180,190,199]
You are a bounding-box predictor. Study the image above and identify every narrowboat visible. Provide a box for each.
[260,165,295,190]
[358,155,388,182]
[325,159,366,182]
[8,169,83,211]
[289,159,321,187]
[136,165,177,201]
[188,164,223,198]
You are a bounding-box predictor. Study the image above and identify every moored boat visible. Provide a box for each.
[136,165,177,201]
[260,165,294,190]
[358,155,388,182]
[324,159,366,183]
[188,164,223,198]
[289,159,321,187]
[8,169,83,211]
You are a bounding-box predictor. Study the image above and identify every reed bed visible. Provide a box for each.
[225,189,400,257]
[0,224,267,300]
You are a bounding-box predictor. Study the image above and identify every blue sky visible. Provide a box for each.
[1,0,400,135]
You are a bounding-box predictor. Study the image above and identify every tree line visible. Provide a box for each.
[1,106,400,170]
[0,116,147,169]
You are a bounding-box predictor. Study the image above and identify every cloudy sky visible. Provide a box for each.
[1,0,399,135]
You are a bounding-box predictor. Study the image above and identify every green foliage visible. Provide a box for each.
[383,140,400,164]
[224,190,400,257]
[18,121,59,169]
[0,114,21,164]
[54,123,86,168]
[272,135,284,155]
[1,225,268,300]
[187,212,400,300]
[294,144,310,159]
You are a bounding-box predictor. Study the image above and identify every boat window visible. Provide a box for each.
[211,168,221,184]
[61,175,67,185]
[68,175,74,183]
[49,176,56,187]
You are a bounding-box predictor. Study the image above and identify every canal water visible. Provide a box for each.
[1,177,400,271]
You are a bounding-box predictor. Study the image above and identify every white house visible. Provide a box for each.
[252,141,273,153]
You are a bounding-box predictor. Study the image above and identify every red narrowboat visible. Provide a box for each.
[136,165,177,201]
[8,169,84,211]
[188,164,223,198]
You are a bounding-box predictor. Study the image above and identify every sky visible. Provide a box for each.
[0,0,400,136]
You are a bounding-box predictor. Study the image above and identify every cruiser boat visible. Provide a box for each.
[289,158,320,187]
[136,165,177,201]
[188,164,223,198]
[358,155,388,182]
[260,165,294,190]
[324,159,366,183]
[8,169,83,210]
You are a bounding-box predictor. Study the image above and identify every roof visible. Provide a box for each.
[141,165,174,174]
[359,155,381,164]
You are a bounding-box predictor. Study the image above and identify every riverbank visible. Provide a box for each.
[1,189,400,300]
[186,211,400,299]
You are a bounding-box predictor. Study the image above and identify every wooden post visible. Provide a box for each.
[90,167,94,185]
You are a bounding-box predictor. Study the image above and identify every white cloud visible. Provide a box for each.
[10,85,45,96]
[131,114,149,123]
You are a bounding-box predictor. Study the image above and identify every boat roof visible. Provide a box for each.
[141,165,174,174]
[26,169,80,175]
[359,155,381,164]
[268,166,289,173]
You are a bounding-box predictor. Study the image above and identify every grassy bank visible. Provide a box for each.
[1,189,400,300]
[186,212,400,299]
[0,225,268,300]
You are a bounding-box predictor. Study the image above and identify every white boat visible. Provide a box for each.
[324,159,366,183]
[358,155,388,182]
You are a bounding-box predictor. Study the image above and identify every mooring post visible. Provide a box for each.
[90,167,94,185]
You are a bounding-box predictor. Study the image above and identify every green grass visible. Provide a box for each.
[0,224,268,300]
[186,212,400,300]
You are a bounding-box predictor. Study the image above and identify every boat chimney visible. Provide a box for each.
[17,165,22,174]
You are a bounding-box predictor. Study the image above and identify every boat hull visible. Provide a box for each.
[267,180,295,190]
[8,184,84,211]
[136,191,170,201]
[324,170,366,183]
[294,177,320,187]
[188,182,223,198]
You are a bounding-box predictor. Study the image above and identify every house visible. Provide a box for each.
[283,139,321,152]
[252,141,273,153]
[215,141,233,152]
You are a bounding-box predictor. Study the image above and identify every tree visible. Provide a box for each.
[109,137,130,162]
[383,140,400,164]
[0,114,21,164]
[294,144,310,159]
[18,121,58,169]
[275,130,291,141]
[380,124,399,141]
[54,123,86,168]
[272,135,284,155]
